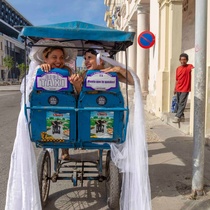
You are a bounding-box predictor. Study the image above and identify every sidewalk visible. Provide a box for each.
[146,111,210,210]
[0,84,20,91]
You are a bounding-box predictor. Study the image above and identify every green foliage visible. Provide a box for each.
[3,56,14,82]
[106,119,114,128]
[46,121,52,127]
[3,56,14,70]
[90,118,96,126]
[63,123,69,130]
[106,125,112,129]
[17,63,29,80]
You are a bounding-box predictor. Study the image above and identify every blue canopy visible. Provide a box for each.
[19,21,135,55]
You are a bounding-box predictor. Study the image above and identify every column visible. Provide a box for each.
[121,51,125,65]
[122,21,136,102]
[116,51,120,64]
[137,3,150,96]
[156,0,183,116]
[205,1,210,136]
[127,21,137,72]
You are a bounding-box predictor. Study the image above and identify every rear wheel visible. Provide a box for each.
[105,150,121,209]
[37,149,51,207]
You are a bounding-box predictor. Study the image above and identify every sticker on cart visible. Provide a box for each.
[44,112,70,141]
[90,111,114,138]
[86,72,117,91]
[36,72,69,91]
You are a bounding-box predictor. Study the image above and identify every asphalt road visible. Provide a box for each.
[0,91,21,210]
[0,91,109,210]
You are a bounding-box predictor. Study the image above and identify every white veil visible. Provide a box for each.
[5,59,41,210]
[5,40,78,210]
[99,54,151,210]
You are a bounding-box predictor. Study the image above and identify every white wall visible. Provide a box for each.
[147,0,159,113]
[182,0,195,103]
[182,0,195,65]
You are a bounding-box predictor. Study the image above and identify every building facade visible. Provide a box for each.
[0,0,32,80]
[104,0,210,137]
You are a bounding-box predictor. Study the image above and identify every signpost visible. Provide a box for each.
[192,0,207,197]
[138,31,155,49]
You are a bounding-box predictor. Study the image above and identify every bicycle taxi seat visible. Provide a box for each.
[29,68,77,147]
[78,70,126,147]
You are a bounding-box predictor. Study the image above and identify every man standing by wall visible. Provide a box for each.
[173,53,194,123]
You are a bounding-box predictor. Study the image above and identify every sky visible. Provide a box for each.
[7,0,108,66]
[7,0,107,26]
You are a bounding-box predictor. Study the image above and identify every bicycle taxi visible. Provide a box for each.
[19,21,135,209]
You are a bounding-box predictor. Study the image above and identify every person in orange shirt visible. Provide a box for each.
[173,53,194,123]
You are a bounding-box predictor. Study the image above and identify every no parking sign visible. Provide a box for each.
[138,31,155,49]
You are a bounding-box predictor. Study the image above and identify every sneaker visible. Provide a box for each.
[172,116,180,123]
[180,115,185,122]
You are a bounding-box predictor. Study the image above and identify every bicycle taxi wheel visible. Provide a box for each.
[37,149,51,207]
[105,150,122,209]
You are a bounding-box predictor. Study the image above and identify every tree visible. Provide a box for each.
[17,63,29,82]
[3,56,14,83]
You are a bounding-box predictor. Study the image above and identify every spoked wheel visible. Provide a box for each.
[105,150,121,210]
[37,149,51,207]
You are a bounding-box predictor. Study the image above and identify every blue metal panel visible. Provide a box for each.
[78,70,127,144]
[19,21,135,43]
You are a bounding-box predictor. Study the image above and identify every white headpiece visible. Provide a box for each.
[87,45,110,65]
[29,39,78,63]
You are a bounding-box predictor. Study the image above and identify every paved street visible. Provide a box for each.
[0,91,21,210]
[0,90,109,210]
[1,88,210,210]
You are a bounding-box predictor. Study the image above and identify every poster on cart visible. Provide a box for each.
[45,112,70,140]
[90,111,114,138]
[86,72,117,91]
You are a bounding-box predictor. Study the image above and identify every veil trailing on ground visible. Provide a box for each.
[99,53,151,210]
[5,59,41,210]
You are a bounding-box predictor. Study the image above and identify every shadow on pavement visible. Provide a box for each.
[181,199,210,210]
[44,180,108,210]
[149,136,210,209]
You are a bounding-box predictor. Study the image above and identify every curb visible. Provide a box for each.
[0,85,21,91]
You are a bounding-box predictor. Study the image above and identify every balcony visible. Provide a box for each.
[104,10,111,22]
[120,3,126,18]
[104,0,112,6]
